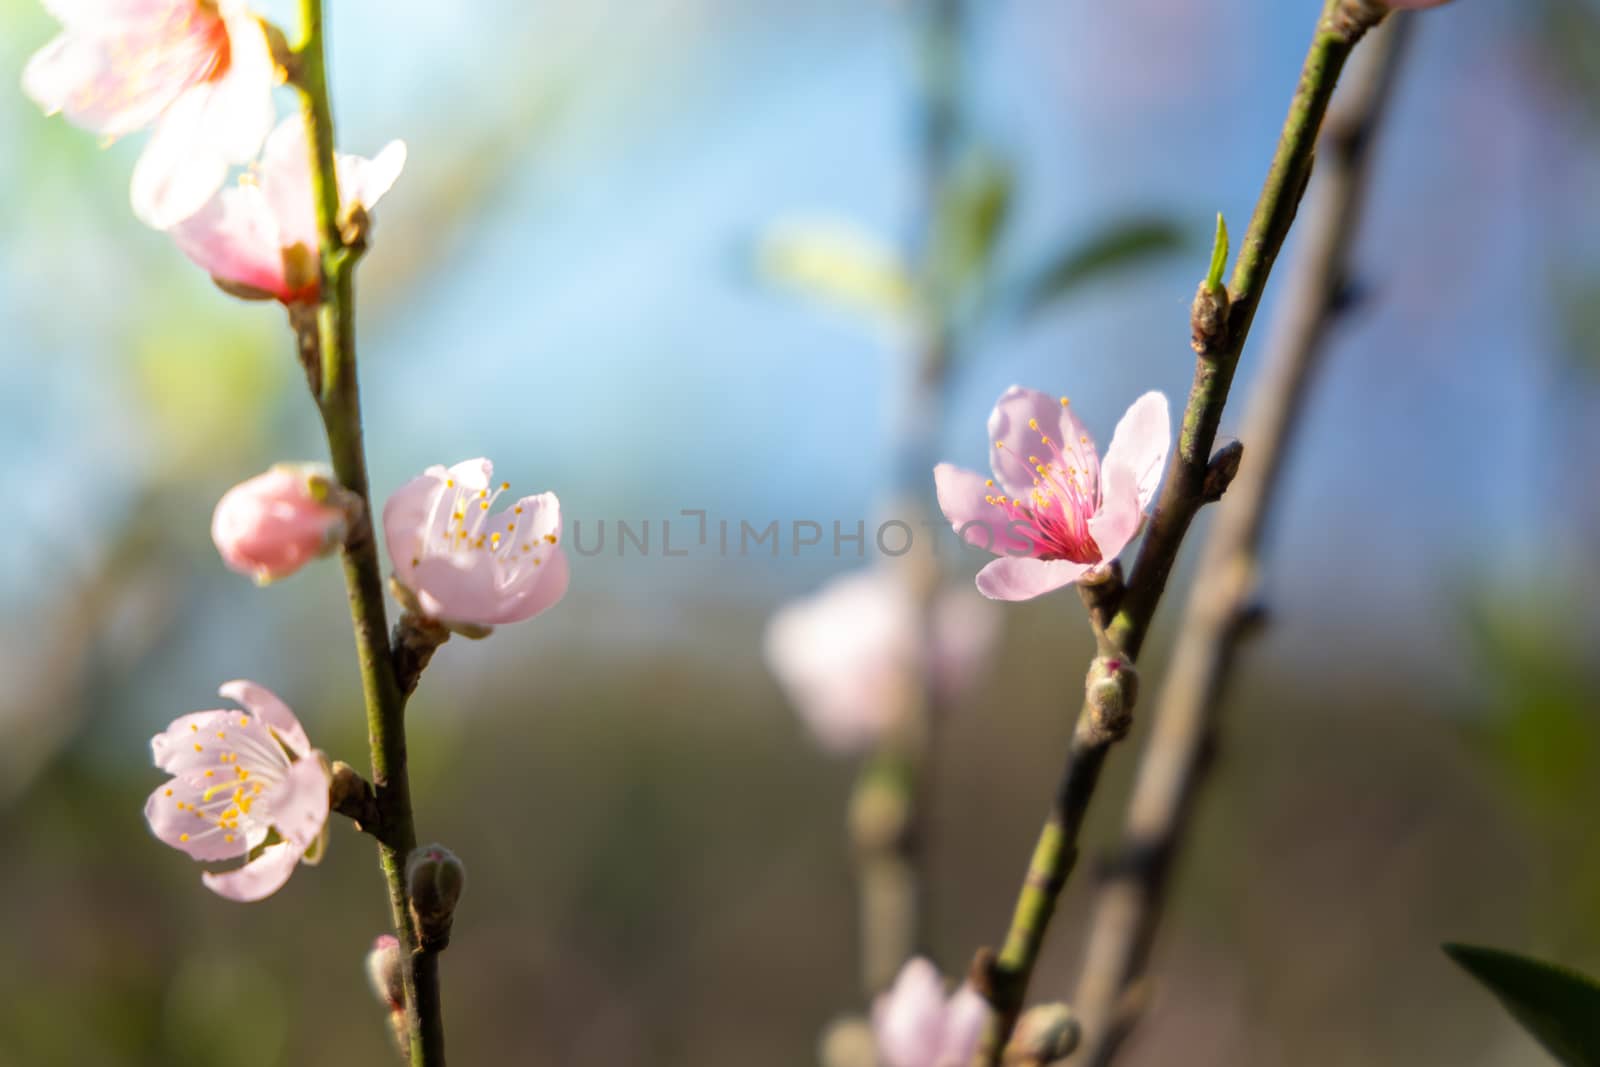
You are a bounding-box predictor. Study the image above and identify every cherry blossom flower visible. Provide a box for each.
[22,0,277,229]
[170,114,406,303]
[144,681,330,902]
[934,386,1170,601]
[764,569,1000,753]
[211,463,348,583]
[383,458,569,632]
[873,957,990,1067]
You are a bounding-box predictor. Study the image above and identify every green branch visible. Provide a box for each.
[291,1,446,1062]
[972,3,1381,1061]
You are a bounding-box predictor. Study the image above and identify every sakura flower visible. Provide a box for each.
[383,458,569,632]
[211,463,348,583]
[144,681,330,902]
[873,957,990,1067]
[23,0,277,229]
[764,569,999,753]
[170,114,407,303]
[935,386,1170,602]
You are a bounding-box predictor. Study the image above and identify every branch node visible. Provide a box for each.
[392,611,451,697]
[329,760,382,834]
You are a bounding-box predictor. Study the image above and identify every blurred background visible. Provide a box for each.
[2,0,1598,1063]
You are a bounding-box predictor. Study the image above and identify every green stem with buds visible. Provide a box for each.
[291,1,446,1062]
[973,2,1380,1061]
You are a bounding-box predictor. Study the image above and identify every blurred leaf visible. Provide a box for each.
[1444,944,1600,1066]
[754,217,916,332]
[928,147,1015,307]
[1015,216,1187,318]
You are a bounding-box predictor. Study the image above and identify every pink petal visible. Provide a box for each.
[495,543,569,624]
[987,386,1070,498]
[382,467,450,589]
[938,986,991,1066]
[490,492,569,623]
[1086,459,1145,566]
[144,775,249,861]
[150,709,235,774]
[201,840,302,902]
[874,958,948,1067]
[261,754,330,852]
[168,179,287,297]
[934,463,1032,558]
[337,140,407,215]
[129,16,273,228]
[975,556,1091,601]
[22,32,183,135]
[259,115,318,252]
[410,553,505,627]
[217,680,309,758]
[1100,391,1170,512]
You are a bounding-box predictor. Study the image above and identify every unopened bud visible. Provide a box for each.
[1190,281,1230,358]
[365,934,404,1011]
[329,761,379,830]
[1085,657,1138,743]
[407,844,465,951]
[1005,1003,1081,1064]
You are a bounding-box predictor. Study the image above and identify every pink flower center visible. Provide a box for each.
[413,478,558,581]
[984,409,1103,565]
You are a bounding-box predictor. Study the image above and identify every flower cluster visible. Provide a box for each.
[24,0,404,301]
[23,2,570,901]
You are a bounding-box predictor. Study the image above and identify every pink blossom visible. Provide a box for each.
[383,458,569,631]
[211,463,348,584]
[934,386,1170,602]
[170,114,406,303]
[764,569,1000,753]
[144,681,330,902]
[873,958,990,1067]
[23,0,277,229]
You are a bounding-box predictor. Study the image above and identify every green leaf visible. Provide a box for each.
[1016,216,1187,318]
[928,149,1015,303]
[1444,943,1600,1066]
[1207,212,1230,294]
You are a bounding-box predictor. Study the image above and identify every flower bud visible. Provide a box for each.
[1006,1003,1080,1064]
[364,934,404,1011]
[211,463,353,584]
[1085,657,1138,743]
[406,844,465,951]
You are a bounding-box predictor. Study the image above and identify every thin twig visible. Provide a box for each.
[1070,17,1413,1066]
[291,1,447,1062]
[972,3,1387,1060]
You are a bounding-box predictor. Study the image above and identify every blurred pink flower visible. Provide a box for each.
[170,114,406,303]
[935,387,1169,602]
[873,958,990,1067]
[764,570,1000,753]
[211,463,347,583]
[144,681,330,902]
[383,458,569,631]
[22,0,277,229]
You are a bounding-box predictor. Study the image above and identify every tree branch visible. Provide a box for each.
[1070,17,1414,1065]
[972,3,1386,1060]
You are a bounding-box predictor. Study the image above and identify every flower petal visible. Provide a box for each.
[938,985,991,1066]
[262,753,330,852]
[337,139,407,215]
[1100,391,1170,511]
[145,775,249,862]
[975,556,1091,601]
[873,958,948,1067]
[169,179,287,297]
[217,680,309,758]
[934,462,1034,558]
[409,553,505,627]
[259,114,318,252]
[201,840,302,902]
[988,386,1073,498]
[150,709,235,774]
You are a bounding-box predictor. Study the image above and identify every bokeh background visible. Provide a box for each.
[3,0,1599,1063]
